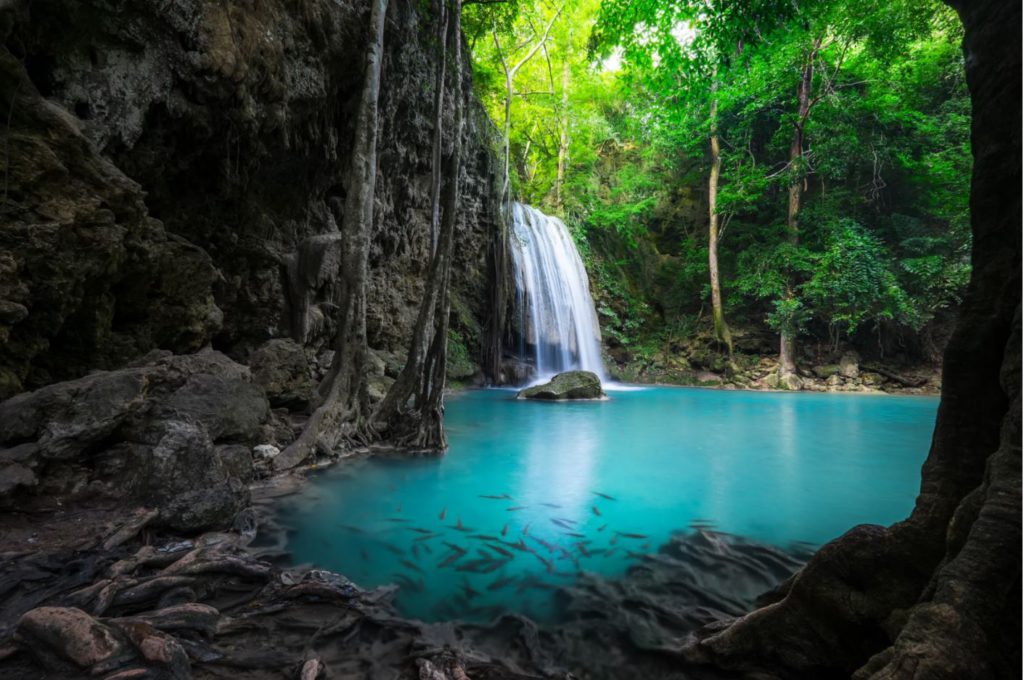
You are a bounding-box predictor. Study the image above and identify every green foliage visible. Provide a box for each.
[469,0,971,360]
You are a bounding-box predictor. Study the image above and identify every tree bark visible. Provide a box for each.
[683,3,1021,676]
[777,36,820,381]
[275,0,389,470]
[373,0,464,451]
[707,91,733,356]
[554,56,570,212]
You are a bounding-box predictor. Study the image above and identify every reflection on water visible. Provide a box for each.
[274,387,938,622]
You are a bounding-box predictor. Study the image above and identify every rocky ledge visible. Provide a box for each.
[517,371,607,401]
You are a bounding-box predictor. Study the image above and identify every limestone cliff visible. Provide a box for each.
[0,0,502,399]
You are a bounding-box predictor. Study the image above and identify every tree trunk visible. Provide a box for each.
[707,91,733,356]
[275,0,388,470]
[683,3,1021,676]
[373,0,463,451]
[777,37,819,381]
[555,57,569,212]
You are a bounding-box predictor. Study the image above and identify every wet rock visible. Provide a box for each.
[249,339,314,408]
[517,371,606,400]
[111,603,219,637]
[0,462,37,495]
[216,444,255,483]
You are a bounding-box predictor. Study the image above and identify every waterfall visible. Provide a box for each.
[509,203,607,382]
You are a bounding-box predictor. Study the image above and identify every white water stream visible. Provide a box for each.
[509,203,607,382]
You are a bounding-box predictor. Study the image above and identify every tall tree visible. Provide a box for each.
[491,4,562,205]
[373,0,465,450]
[275,0,388,469]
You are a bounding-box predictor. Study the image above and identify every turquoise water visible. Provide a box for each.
[277,386,938,622]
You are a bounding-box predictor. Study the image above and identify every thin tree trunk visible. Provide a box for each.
[708,90,733,356]
[555,57,569,211]
[373,0,463,451]
[778,37,820,382]
[275,0,388,470]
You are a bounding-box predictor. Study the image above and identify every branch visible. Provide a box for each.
[509,4,563,77]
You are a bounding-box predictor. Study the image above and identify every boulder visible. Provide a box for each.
[128,420,249,532]
[16,607,131,671]
[0,349,266,529]
[839,351,860,379]
[517,371,606,401]
[249,339,313,408]
[813,364,841,379]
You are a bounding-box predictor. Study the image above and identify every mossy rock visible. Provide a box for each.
[517,371,606,401]
[813,364,841,379]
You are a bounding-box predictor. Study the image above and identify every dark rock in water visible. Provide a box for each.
[517,371,606,401]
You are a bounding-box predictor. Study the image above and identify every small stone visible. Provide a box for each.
[16,607,128,669]
[839,351,860,379]
[253,444,281,460]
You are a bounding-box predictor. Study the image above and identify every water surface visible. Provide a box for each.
[277,387,937,622]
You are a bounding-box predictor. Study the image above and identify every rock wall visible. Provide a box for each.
[0,0,502,399]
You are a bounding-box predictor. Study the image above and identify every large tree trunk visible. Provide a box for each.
[777,38,819,382]
[275,0,389,470]
[373,0,464,451]
[683,2,1021,677]
[707,92,732,355]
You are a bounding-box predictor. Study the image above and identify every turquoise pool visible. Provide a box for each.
[276,386,938,622]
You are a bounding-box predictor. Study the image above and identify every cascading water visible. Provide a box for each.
[509,203,607,382]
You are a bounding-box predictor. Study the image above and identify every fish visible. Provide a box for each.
[640,542,651,551]
[486,543,514,558]
[438,507,447,520]
[437,552,464,569]
[456,558,507,574]
[605,547,619,557]
[530,536,556,553]
[400,559,424,574]
[360,548,369,561]
[501,538,531,553]
[550,518,574,530]
[413,533,438,542]
[610,534,618,546]
[385,518,411,524]
[593,492,617,501]
[591,506,602,516]
[487,575,518,591]
[469,534,501,542]
[540,503,562,509]
[335,524,365,534]
[479,494,513,500]
[392,574,423,592]
[411,544,421,560]
[477,548,493,558]
[421,544,433,555]
[396,504,403,513]
[501,524,509,537]
[616,532,649,539]
[626,550,645,559]
[532,553,554,572]
[506,506,527,512]
[383,544,406,556]
[442,542,467,554]
[597,523,608,533]
[562,532,586,538]
[409,527,434,534]
[522,523,530,536]
[449,519,474,532]
[576,542,591,557]
[461,579,480,598]
[588,548,607,556]
[480,558,510,574]
[554,517,578,526]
